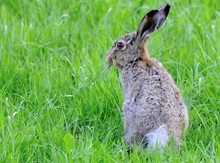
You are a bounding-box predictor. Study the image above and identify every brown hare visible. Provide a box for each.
[106,4,188,149]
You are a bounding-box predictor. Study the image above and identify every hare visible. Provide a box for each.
[106,4,188,149]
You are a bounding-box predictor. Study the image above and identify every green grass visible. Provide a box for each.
[0,0,220,162]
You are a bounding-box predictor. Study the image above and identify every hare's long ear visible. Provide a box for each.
[136,4,170,41]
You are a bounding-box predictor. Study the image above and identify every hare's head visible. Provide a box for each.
[106,4,170,70]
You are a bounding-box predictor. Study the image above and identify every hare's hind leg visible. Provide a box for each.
[145,124,169,149]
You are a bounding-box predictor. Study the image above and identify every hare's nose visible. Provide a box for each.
[106,55,113,65]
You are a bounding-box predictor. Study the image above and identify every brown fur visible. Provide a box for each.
[106,4,188,149]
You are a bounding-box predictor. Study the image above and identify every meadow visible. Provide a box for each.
[0,0,220,162]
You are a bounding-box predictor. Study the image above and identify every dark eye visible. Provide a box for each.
[116,42,124,50]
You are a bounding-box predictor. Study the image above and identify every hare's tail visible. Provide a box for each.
[145,124,169,149]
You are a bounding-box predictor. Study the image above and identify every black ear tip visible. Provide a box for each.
[166,3,171,8]
[164,4,171,16]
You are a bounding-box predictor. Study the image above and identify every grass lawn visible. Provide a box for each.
[0,0,220,162]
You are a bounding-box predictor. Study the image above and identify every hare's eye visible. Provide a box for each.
[116,42,125,50]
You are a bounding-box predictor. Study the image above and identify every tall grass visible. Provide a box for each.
[0,0,219,162]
